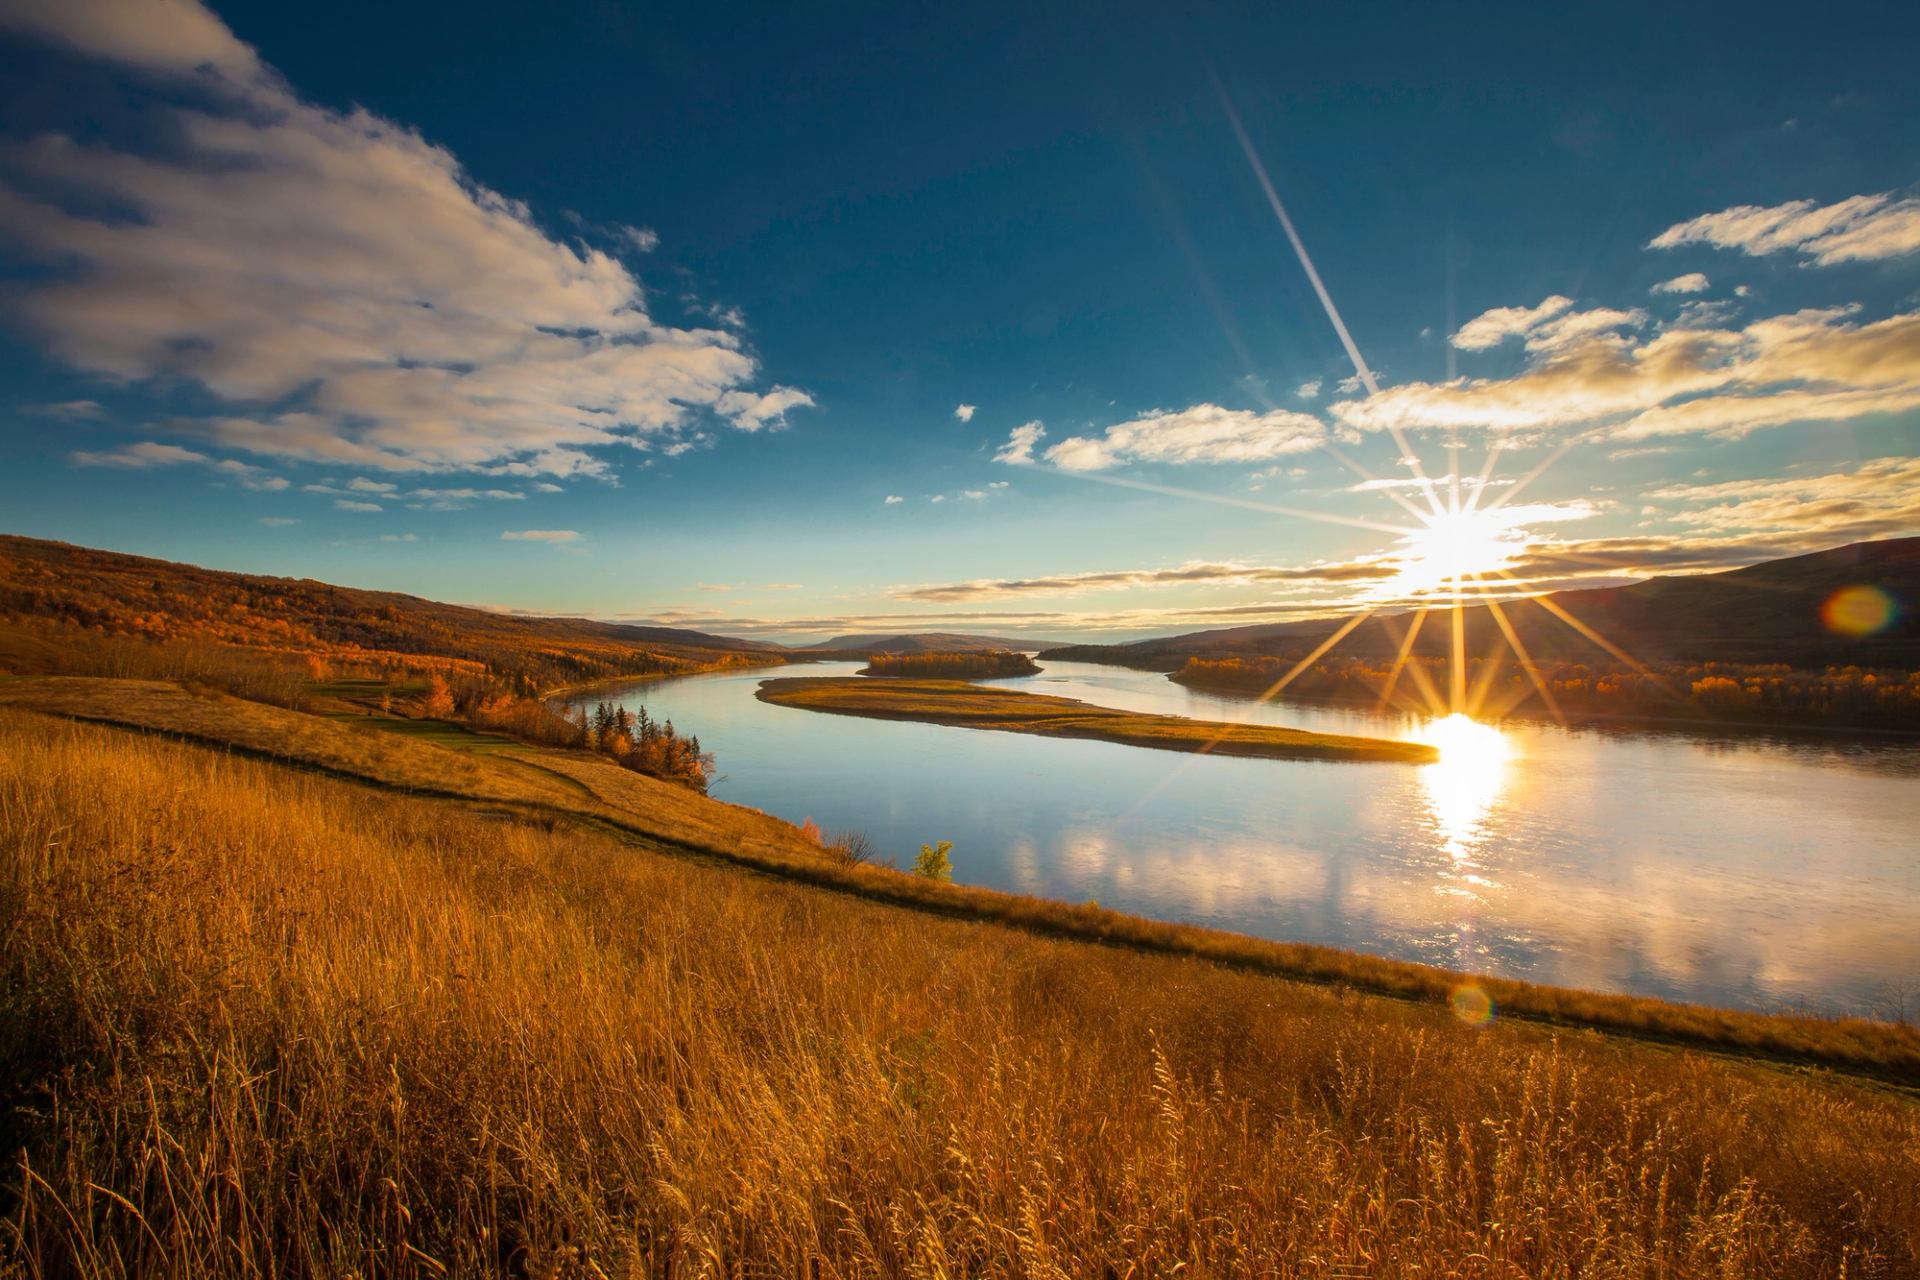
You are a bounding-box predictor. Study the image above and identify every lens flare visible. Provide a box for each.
[1450,983,1495,1026]
[1822,585,1897,637]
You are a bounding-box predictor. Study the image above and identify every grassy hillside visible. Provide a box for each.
[3,709,1917,1275]
[0,533,781,691]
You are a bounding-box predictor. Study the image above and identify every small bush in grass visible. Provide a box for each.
[915,840,953,881]
[828,829,876,867]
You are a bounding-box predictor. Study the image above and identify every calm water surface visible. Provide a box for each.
[574,661,1920,1015]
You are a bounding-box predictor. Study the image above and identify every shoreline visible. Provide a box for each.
[2,675,1917,1083]
[1168,672,1920,742]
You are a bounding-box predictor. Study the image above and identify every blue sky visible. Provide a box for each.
[1,0,1917,641]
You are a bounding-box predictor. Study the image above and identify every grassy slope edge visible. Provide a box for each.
[1,675,1915,1086]
[756,676,1438,764]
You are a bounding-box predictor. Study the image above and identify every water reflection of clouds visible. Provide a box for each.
[1034,818,1920,1013]
[603,660,1920,1016]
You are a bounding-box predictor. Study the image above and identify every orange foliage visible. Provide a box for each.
[862,650,1040,679]
[1174,654,1920,729]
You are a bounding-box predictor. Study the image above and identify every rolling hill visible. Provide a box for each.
[0,533,783,689]
[803,630,1063,653]
[1044,538,1920,672]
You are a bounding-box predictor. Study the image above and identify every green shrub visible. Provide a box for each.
[914,840,953,881]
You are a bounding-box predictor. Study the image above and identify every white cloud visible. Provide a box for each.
[1451,295,1644,352]
[1652,272,1711,295]
[334,499,381,512]
[70,440,209,467]
[257,516,298,527]
[1645,457,1920,544]
[0,0,805,478]
[714,386,814,431]
[348,477,398,494]
[501,529,582,543]
[0,0,261,79]
[615,224,659,253]
[993,420,1046,465]
[1452,295,1573,350]
[895,558,1402,603]
[1650,194,1920,266]
[1035,404,1324,472]
[954,403,975,422]
[884,494,904,505]
[1333,304,1920,441]
[28,399,104,419]
[1673,299,1739,329]
[379,532,418,542]
[1295,378,1322,400]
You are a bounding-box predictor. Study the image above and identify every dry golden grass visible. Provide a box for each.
[5,675,1919,1084]
[0,677,827,870]
[757,676,1437,763]
[1,709,1917,1276]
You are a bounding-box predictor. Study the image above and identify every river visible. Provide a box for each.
[571,660,1920,1016]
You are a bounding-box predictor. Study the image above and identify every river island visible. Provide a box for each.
[755,676,1438,764]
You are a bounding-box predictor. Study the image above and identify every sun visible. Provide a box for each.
[1390,505,1524,595]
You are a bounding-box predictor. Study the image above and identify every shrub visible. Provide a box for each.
[827,829,876,867]
[914,840,953,881]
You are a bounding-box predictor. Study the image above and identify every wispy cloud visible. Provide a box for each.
[1650,194,1920,265]
[883,494,904,505]
[894,558,1402,603]
[501,529,583,543]
[27,398,104,419]
[713,386,814,432]
[1646,456,1920,544]
[1651,272,1711,295]
[1028,404,1324,471]
[71,441,210,468]
[70,439,289,489]
[1295,378,1322,400]
[1452,295,1646,352]
[258,516,298,527]
[1334,305,1920,441]
[993,421,1046,465]
[334,499,381,512]
[0,0,806,478]
[953,403,975,422]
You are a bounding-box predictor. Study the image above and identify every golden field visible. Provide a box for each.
[3,708,1919,1276]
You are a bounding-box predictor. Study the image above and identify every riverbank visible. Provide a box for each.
[8,674,1918,1083]
[1169,668,1920,742]
[756,675,1438,764]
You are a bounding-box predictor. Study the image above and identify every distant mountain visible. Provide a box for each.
[0,534,782,688]
[802,632,1064,654]
[1043,539,1920,672]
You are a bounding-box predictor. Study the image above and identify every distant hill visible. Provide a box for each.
[0,534,782,689]
[803,632,1062,654]
[1044,539,1920,672]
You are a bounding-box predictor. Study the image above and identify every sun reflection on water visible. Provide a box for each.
[1418,713,1513,859]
